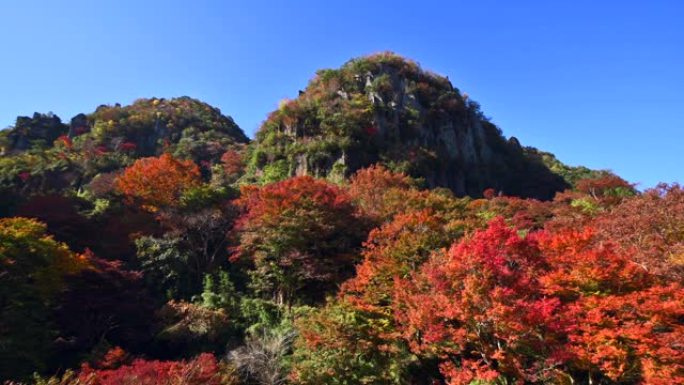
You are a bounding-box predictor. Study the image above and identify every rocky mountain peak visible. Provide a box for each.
[246,52,568,199]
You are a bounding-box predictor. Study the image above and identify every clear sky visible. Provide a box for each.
[1,0,681,188]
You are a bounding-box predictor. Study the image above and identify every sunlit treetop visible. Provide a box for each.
[115,153,202,211]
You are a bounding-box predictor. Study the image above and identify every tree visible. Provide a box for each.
[221,149,246,182]
[292,210,460,385]
[341,209,454,312]
[575,174,636,205]
[347,165,415,222]
[232,176,367,305]
[115,153,201,211]
[394,218,569,384]
[135,235,194,299]
[592,183,684,282]
[158,197,238,291]
[396,218,684,384]
[0,217,88,379]
[54,251,156,367]
[562,285,684,384]
[135,187,238,300]
[292,300,413,385]
[15,194,93,252]
[538,228,684,384]
[464,194,554,231]
[537,227,651,301]
[348,165,472,231]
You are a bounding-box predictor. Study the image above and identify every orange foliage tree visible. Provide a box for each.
[395,218,684,384]
[347,164,470,228]
[539,228,684,384]
[592,183,684,282]
[575,174,636,205]
[115,153,201,210]
[395,218,568,384]
[347,165,414,221]
[292,210,458,384]
[221,149,245,181]
[341,209,454,312]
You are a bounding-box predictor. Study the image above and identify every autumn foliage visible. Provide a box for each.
[0,217,89,378]
[394,218,684,384]
[115,153,201,210]
[232,176,367,303]
[1,88,683,383]
[347,165,414,221]
[77,352,235,385]
[341,209,453,312]
[221,149,245,180]
[3,163,684,384]
[593,183,684,281]
[54,251,156,360]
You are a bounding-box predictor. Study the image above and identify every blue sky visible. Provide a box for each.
[1,0,681,188]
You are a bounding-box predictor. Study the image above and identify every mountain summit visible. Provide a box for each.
[246,52,568,199]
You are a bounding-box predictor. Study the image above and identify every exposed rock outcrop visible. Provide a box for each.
[0,112,68,154]
[247,52,568,199]
[0,97,249,196]
[85,96,249,162]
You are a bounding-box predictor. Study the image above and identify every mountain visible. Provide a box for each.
[245,52,569,199]
[1,96,248,159]
[0,97,248,216]
[3,54,679,385]
[0,112,69,153]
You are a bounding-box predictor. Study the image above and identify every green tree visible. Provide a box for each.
[0,217,87,379]
[232,176,368,305]
[292,300,414,385]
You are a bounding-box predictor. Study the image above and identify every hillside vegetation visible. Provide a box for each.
[246,53,569,199]
[1,54,682,385]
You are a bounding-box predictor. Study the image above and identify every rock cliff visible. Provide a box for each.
[246,52,568,199]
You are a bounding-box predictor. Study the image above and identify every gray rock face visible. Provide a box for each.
[68,113,89,138]
[338,65,524,195]
[2,112,68,153]
[251,54,569,199]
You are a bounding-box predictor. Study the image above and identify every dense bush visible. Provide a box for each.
[83,352,234,385]
[231,176,368,305]
[0,217,88,378]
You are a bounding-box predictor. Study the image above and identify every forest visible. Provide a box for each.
[0,53,682,385]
